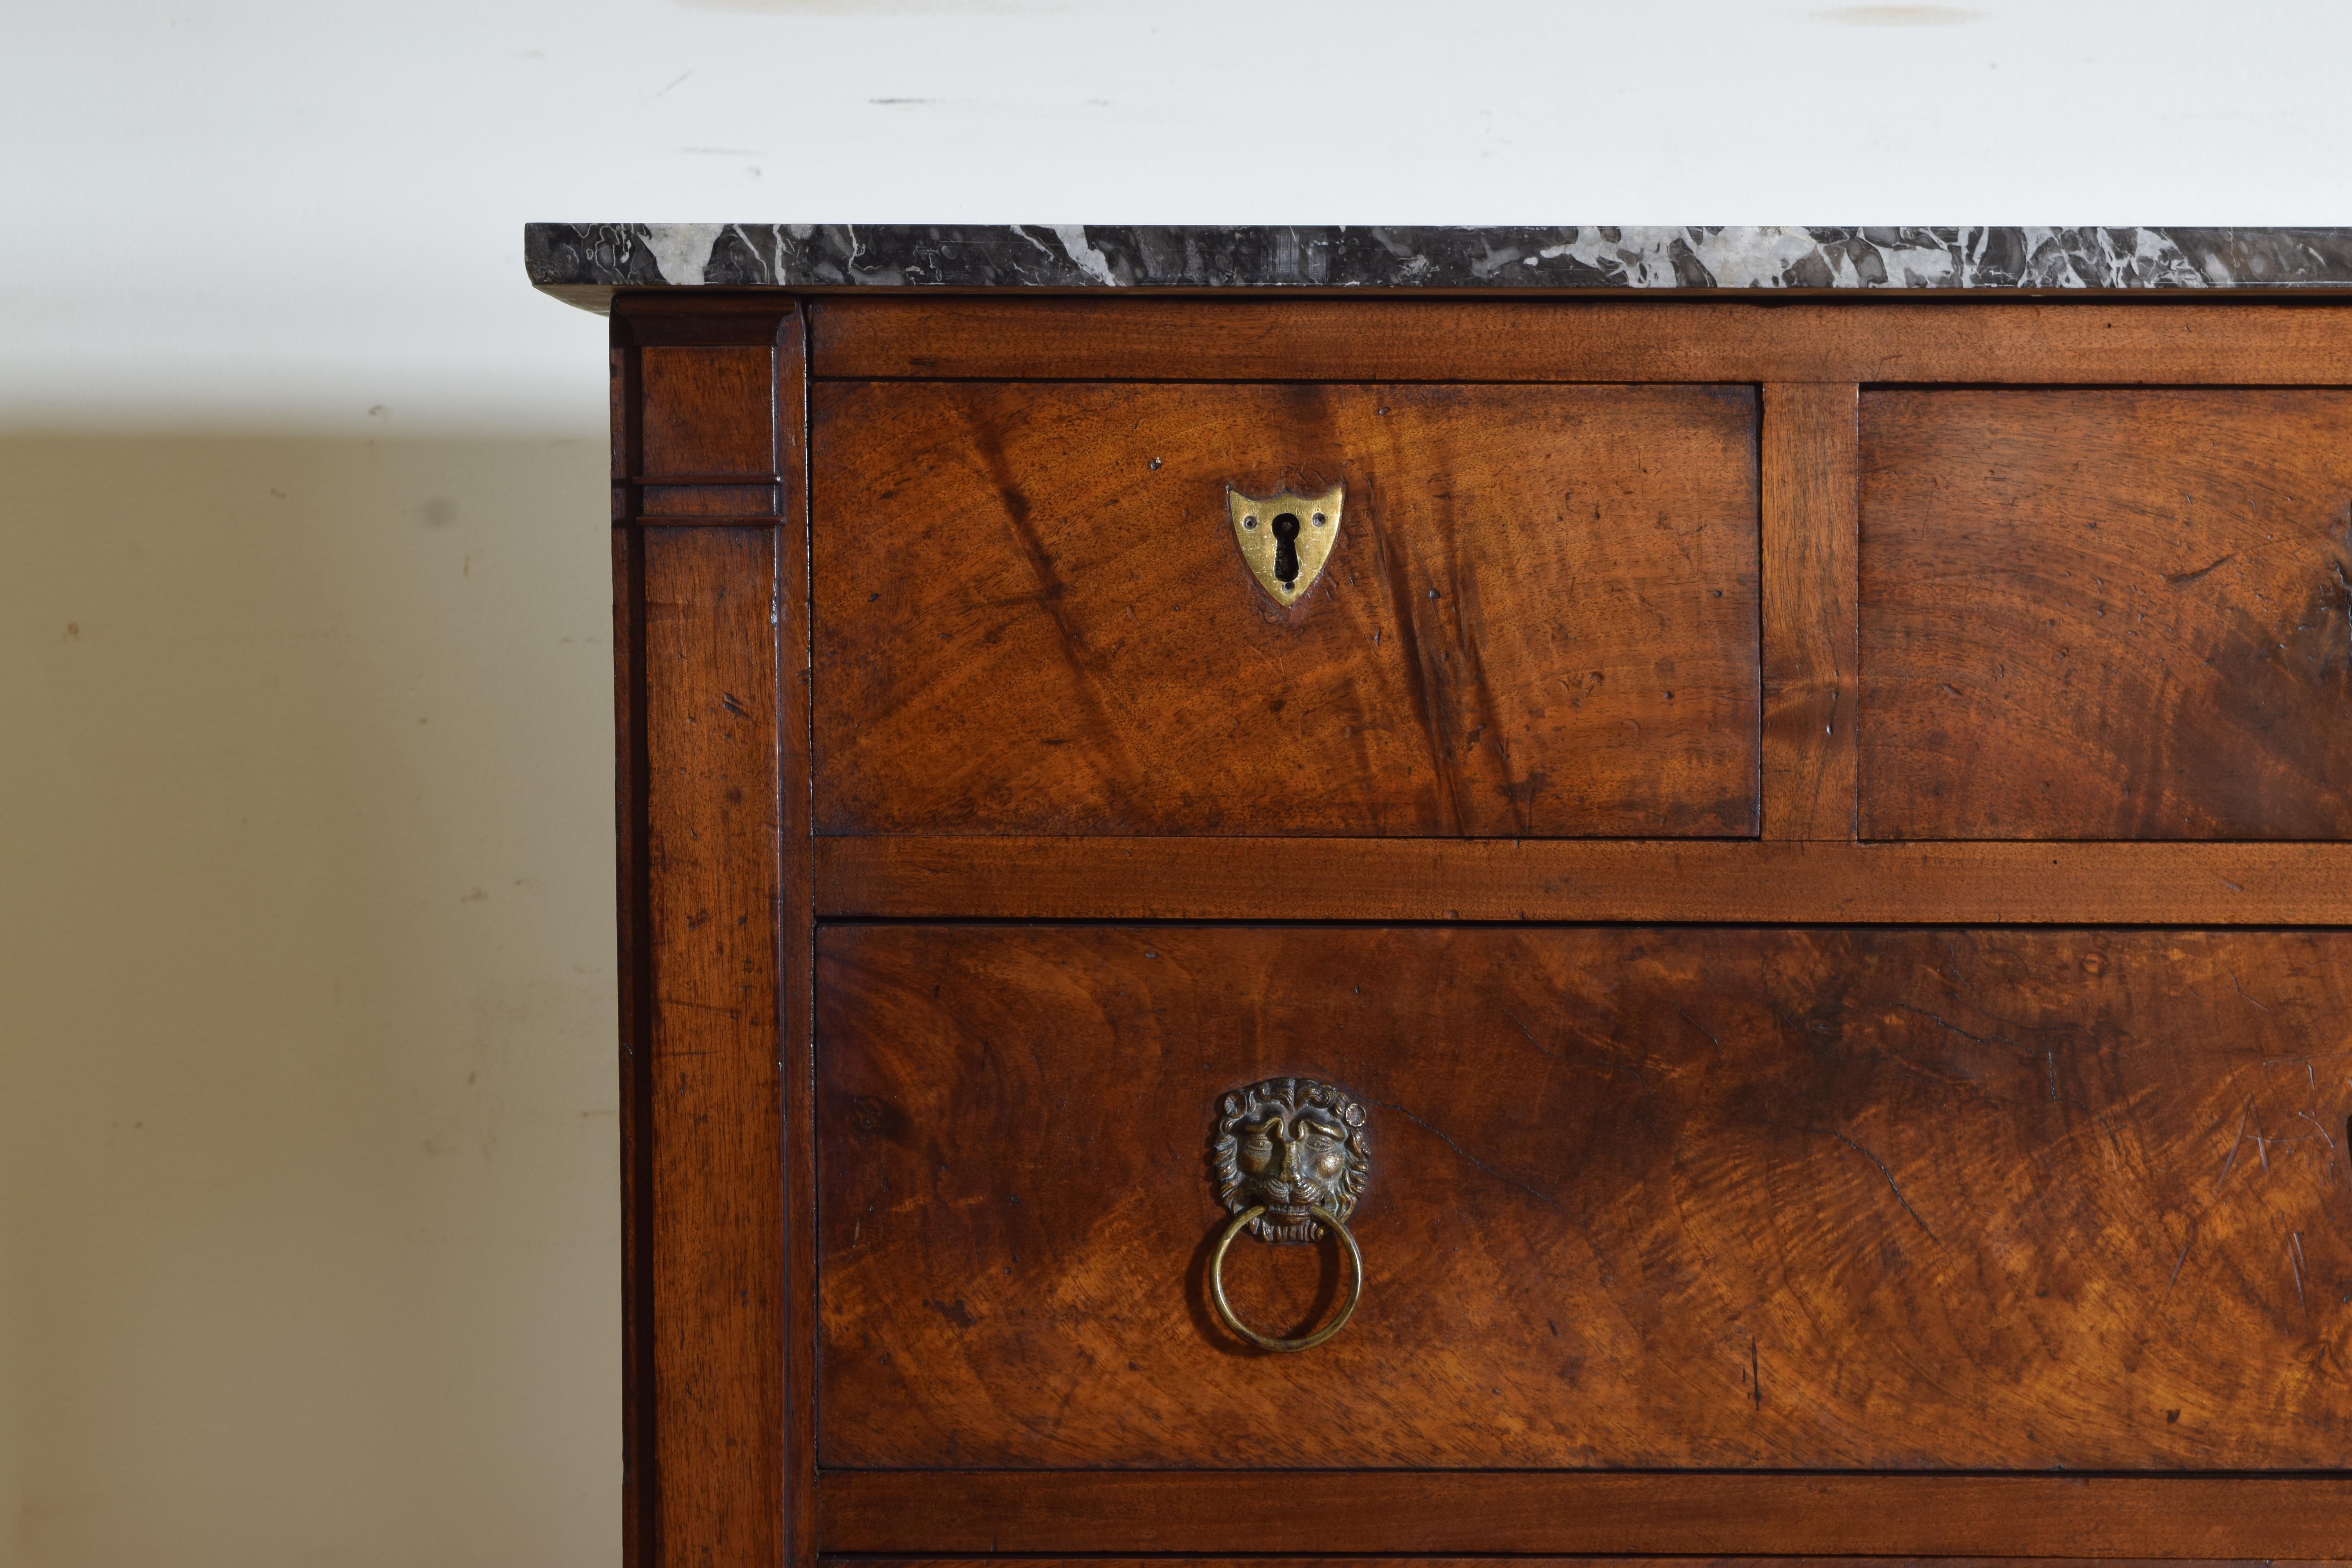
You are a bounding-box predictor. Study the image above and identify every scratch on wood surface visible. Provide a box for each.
[2267,1054,2322,1093]
[1895,1002,2024,1053]
[2216,1100,2251,1191]
[2166,552,2237,586]
[1676,1005,1727,1054]
[1375,1097,1561,1210]
[2164,1227,2195,1303]
[2229,969,2271,1011]
[1933,933,1978,993]
[1497,1004,1563,1059]
[1825,1129,1943,1248]
[2296,1108,2339,1158]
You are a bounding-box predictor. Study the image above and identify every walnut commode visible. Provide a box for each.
[537,221,2352,1568]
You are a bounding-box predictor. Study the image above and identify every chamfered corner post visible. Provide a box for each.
[611,293,812,1568]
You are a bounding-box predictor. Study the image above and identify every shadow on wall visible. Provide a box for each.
[0,434,619,1568]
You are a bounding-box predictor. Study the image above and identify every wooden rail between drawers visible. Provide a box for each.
[816,836,2352,924]
[812,297,2352,383]
[818,1471,2352,1558]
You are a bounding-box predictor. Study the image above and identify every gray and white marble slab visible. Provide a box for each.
[528,224,2352,299]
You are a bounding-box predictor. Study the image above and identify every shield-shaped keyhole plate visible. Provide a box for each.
[1229,484,1344,607]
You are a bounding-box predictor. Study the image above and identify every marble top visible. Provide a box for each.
[528,225,2352,300]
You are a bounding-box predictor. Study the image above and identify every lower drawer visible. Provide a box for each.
[815,925,2351,1470]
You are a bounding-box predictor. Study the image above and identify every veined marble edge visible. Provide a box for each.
[526,223,2352,306]
[536,282,2352,317]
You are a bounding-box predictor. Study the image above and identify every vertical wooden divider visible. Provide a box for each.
[1760,381,1861,840]
[615,298,808,1568]
[776,312,816,1568]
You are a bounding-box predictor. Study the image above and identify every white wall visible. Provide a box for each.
[4,3,2348,1564]
[11,0,2352,434]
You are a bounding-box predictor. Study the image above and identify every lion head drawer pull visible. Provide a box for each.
[1228,484,1344,606]
[1207,1076,1369,1352]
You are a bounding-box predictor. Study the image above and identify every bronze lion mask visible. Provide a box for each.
[1210,1076,1370,1243]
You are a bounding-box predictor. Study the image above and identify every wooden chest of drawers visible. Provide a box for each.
[539,225,2352,1568]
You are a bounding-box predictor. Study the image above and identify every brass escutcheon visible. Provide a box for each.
[1206,1076,1370,1352]
[1228,484,1344,606]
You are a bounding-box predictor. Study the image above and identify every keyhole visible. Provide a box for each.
[1272,513,1301,589]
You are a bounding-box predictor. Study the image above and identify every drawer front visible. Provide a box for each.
[1862,389,2352,840]
[811,382,1760,836]
[817,924,2351,1470]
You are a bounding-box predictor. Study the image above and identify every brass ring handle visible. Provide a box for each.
[1207,1203,1363,1353]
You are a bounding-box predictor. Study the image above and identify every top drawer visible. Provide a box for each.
[1862,388,2352,840]
[811,381,1761,836]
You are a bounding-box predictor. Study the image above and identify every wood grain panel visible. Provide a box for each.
[812,296,2352,384]
[1861,390,2352,839]
[817,926,2352,1470]
[643,528,783,1568]
[815,835,2352,923]
[817,1472,2352,1557]
[811,381,1760,835]
[640,346,778,477]
[1761,383,1859,839]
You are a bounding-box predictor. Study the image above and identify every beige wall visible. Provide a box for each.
[0,434,618,1566]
